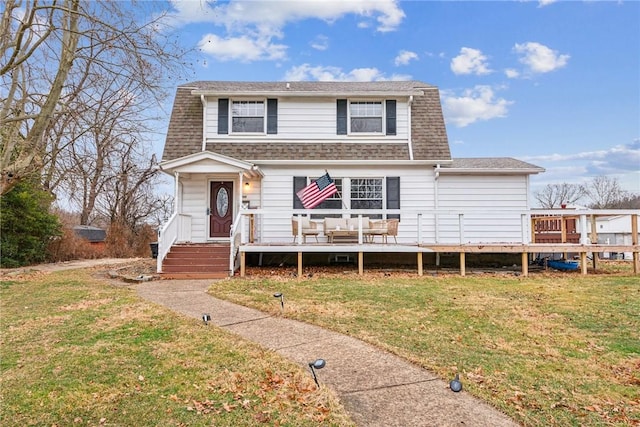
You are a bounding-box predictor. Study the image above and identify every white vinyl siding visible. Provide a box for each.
[204,97,408,141]
[437,175,529,243]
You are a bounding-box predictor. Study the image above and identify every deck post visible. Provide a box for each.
[521,252,528,277]
[297,252,302,278]
[459,252,466,277]
[240,252,246,277]
[417,252,423,276]
[358,252,363,275]
[590,215,598,270]
[458,214,465,244]
[417,213,423,245]
[521,214,528,244]
[632,214,639,274]
[580,252,587,275]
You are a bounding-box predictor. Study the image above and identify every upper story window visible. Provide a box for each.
[337,99,395,136]
[218,98,277,135]
[232,100,264,133]
[350,101,383,133]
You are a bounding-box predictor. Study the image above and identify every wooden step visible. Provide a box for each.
[161,244,231,277]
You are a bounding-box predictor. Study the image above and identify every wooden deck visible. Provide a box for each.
[238,241,640,277]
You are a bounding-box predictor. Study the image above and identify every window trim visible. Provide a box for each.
[230,98,267,135]
[348,99,384,135]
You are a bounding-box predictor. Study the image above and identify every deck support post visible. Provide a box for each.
[632,214,639,274]
[590,215,598,270]
[358,252,363,275]
[459,252,466,277]
[580,252,587,275]
[521,252,528,277]
[297,252,302,279]
[417,252,423,276]
[240,252,246,277]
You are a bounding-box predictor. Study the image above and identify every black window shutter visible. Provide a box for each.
[293,176,306,209]
[386,100,396,135]
[386,177,400,220]
[218,98,229,134]
[336,99,347,135]
[267,98,278,134]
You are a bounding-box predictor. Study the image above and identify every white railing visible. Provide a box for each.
[229,211,244,274]
[233,208,640,248]
[157,212,179,273]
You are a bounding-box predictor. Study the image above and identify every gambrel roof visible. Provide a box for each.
[162,81,451,163]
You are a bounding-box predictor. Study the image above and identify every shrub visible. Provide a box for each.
[0,180,61,267]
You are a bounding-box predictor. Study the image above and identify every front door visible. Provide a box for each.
[209,181,233,238]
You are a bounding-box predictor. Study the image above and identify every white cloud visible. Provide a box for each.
[538,0,557,7]
[394,50,418,66]
[310,35,329,51]
[283,63,411,81]
[168,0,405,62]
[442,85,513,127]
[521,140,640,173]
[513,42,569,74]
[198,34,287,62]
[504,68,520,79]
[450,47,492,75]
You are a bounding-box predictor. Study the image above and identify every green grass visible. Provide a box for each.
[0,270,354,427]
[208,263,640,427]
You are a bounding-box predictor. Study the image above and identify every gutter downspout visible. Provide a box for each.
[407,95,414,161]
[434,164,440,267]
[200,95,207,152]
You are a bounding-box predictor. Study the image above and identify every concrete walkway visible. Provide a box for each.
[136,279,519,427]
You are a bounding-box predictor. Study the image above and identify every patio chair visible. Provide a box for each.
[386,218,399,243]
[292,217,320,243]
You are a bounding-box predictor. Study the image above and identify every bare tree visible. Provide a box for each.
[583,175,629,209]
[1,0,81,194]
[1,0,189,195]
[534,183,585,208]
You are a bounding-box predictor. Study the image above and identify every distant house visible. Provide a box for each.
[73,225,107,252]
[156,80,547,276]
[596,215,639,260]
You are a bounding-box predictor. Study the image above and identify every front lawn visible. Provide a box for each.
[0,268,353,427]
[209,263,640,426]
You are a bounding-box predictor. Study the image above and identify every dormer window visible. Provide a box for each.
[350,101,382,133]
[232,100,265,133]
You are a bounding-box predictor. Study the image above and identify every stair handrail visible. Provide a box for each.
[157,212,179,273]
[229,210,244,275]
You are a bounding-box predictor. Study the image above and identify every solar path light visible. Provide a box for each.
[273,292,284,311]
[202,314,211,325]
[450,373,462,392]
[308,358,326,388]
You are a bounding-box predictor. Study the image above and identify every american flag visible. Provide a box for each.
[296,173,338,209]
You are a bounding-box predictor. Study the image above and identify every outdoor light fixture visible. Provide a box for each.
[449,373,462,392]
[273,292,284,311]
[308,358,326,388]
[202,313,211,325]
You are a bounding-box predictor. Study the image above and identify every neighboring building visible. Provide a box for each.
[158,81,545,275]
[596,215,639,260]
[73,225,107,252]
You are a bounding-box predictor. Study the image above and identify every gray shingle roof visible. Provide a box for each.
[443,158,545,173]
[162,81,451,163]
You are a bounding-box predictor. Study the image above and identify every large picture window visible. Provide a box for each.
[232,100,264,133]
[350,101,383,133]
[350,178,383,209]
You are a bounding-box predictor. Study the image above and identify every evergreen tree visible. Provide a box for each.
[0,180,61,267]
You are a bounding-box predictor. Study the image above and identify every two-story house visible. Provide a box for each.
[158,81,544,277]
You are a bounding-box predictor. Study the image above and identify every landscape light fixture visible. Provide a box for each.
[449,373,462,392]
[273,292,284,311]
[202,313,211,325]
[308,358,326,388]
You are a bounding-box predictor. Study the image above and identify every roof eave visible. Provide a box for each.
[439,167,545,175]
[191,89,426,97]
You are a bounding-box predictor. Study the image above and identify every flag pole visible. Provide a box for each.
[326,169,348,210]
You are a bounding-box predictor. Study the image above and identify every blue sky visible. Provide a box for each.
[158,0,640,195]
